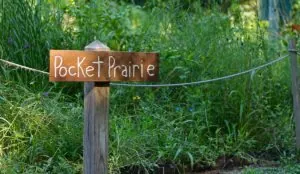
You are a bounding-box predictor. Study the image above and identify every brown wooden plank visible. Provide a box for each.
[84,41,110,174]
[49,50,159,82]
[292,24,300,31]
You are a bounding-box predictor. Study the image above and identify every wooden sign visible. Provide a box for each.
[49,40,160,174]
[49,50,159,82]
[292,24,300,31]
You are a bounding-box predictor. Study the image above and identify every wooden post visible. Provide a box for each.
[268,0,279,42]
[84,40,110,174]
[48,41,159,173]
[289,38,300,149]
[257,0,269,20]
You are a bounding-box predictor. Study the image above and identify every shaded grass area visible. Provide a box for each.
[0,74,296,173]
[242,164,300,174]
[0,0,299,173]
[0,80,83,173]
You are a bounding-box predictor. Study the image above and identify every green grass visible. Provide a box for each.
[241,164,300,174]
[0,80,83,173]
[0,0,300,173]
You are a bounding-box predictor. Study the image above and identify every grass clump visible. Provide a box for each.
[0,80,83,173]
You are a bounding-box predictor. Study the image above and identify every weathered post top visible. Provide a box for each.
[85,40,110,51]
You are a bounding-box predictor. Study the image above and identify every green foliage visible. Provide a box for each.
[0,0,298,173]
[0,81,83,173]
[0,0,74,90]
[242,164,300,174]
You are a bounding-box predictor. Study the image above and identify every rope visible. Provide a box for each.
[0,54,291,87]
[0,59,49,75]
[111,55,288,87]
[288,49,300,55]
[288,49,298,53]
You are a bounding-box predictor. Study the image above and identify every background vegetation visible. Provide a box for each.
[0,0,300,173]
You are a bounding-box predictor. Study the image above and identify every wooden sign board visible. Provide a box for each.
[49,50,159,82]
[292,24,300,31]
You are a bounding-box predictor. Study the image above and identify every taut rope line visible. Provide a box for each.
[0,54,291,87]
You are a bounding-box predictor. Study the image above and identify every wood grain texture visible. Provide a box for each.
[49,50,159,82]
[84,41,110,174]
[289,39,300,149]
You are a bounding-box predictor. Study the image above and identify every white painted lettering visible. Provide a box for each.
[121,65,128,77]
[108,56,115,77]
[92,56,104,77]
[54,56,63,78]
[68,66,76,76]
[86,66,94,77]
[59,66,67,77]
[147,65,155,76]
[77,57,86,77]
[133,64,139,77]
